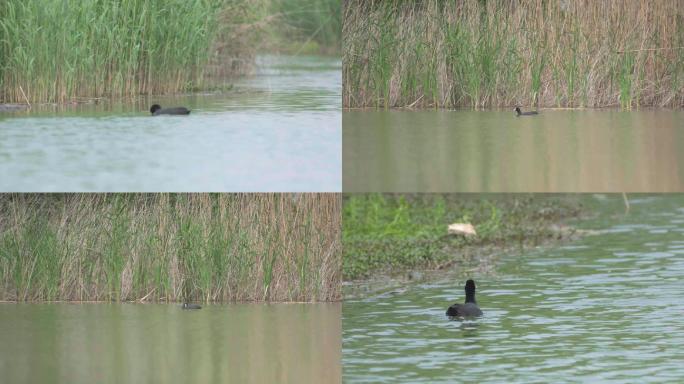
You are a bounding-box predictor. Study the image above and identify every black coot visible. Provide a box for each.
[515,106,538,116]
[150,104,190,115]
[446,279,483,318]
[182,303,201,310]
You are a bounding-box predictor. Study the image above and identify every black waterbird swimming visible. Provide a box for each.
[150,104,191,115]
[515,106,538,116]
[182,303,201,310]
[446,279,483,318]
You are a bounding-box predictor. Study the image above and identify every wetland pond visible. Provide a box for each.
[343,110,684,192]
[0,55,341,192]
[0,302,340,384]
[343,195,684,382]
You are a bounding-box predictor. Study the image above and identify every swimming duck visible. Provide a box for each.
[150,104,190,115]
[182,303,202,310]
[515,107,538,116]
[446,279,483,318]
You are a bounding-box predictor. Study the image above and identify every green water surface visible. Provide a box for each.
[0,303,341,384]
[343,110,684,192]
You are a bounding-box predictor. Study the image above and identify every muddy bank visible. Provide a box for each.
[343,194,597,299]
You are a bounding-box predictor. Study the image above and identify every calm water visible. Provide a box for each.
[0,303,340,384]
[0,55,341,192]
[343,195,684,382]
[343,110,684,192]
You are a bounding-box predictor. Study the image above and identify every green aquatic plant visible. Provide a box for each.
[0,0,343,103]
[267,0,341,54]
[0,0,226,103]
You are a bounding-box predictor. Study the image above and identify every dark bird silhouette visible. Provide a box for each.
[150,104,190,115]
[182,303,202,310]
[515,106,539,116]
[446,279,483,318]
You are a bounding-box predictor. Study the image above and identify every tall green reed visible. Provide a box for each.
[268,0,341,53]
[0,0,222,103]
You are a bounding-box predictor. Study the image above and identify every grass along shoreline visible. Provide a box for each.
[0,194,341,303]
[343,0,684,109]
[343,194,586,286]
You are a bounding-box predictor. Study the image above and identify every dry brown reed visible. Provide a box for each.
[0,194,341,303]
[343,0,684,108]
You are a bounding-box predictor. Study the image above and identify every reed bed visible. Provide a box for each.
[0,0,227,103]
[0,194,341,303]
[343,0,684,109]
[266,0,341,54]
[207,0,341,77]
[0,0,341,103]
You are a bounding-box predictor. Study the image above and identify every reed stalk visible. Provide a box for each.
[343,0,684,108]
[0,194,341,302]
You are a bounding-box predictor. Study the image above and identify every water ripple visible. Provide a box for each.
[344,196,684,382]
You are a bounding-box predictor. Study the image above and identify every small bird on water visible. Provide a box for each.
[514,106,539,116]
[446,279,483,318]
[150,104,191,115]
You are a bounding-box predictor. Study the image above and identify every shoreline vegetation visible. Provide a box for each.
[343,0,684,109]
[343,194,586,295]
[0,194,341,303]
[0,0,341,105]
